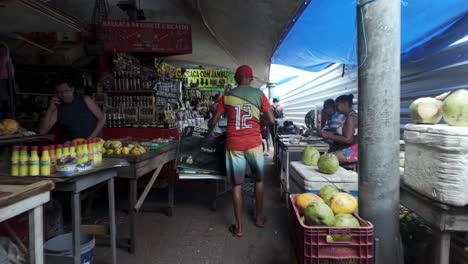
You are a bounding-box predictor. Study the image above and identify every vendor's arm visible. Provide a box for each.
[38,96,60,134]
[83,96,105,139]
[261,94,275,127]
[322,114,357,144]
[208,95,225,129]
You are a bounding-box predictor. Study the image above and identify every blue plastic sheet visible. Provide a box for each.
[273,0,468,71]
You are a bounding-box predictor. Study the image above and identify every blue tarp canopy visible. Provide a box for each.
[273,0,468,72]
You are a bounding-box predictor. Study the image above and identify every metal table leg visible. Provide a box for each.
[108,178,117,264]
[436,232,451,264]
[28,206,44,264]
[285,151,290,205]
[128,179,137,254]
[72,192,80,264]
[167,162,174,216]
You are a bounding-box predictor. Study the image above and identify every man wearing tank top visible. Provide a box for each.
[39,79,105,141]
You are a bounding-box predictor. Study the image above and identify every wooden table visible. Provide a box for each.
[112,142,178,254]
[0,179,54,264]
[400,184,468,264]
[1,158,128,264]
[276,138,329,202]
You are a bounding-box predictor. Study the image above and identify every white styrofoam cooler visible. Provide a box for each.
[403,124,468,206]
[289,161,358,196]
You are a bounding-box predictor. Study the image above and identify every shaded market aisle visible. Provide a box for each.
[93,153,290,264]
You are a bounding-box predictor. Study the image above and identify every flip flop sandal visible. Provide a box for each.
[255,216,267,228]
[228,224,242,238]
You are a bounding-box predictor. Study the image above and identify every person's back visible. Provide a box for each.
[220,86,270,150]
[209,65,274,238]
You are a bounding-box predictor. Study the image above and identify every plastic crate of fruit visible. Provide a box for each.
[289,194,374,264]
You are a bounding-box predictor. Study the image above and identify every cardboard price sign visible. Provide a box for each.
[98,20,192,54]
[175,69,231,88]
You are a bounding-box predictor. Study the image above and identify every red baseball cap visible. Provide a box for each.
[235,65,253,78]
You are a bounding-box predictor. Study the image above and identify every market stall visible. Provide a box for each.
[0,179,54,264]
[274,134,329,202]
[0,157,127,264]
[103,138,177,254]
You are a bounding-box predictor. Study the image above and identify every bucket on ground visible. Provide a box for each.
[44,233,95,264]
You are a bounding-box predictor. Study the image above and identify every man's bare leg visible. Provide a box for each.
[255,180,266,226]
[232,184,243,234]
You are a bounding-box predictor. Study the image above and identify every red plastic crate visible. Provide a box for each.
[289,194,374,264]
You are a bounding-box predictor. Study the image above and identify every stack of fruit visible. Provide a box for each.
[302,145,340,174]
[102,140,147,155]
[295,185,360,241]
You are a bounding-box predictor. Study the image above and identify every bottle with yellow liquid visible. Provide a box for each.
[49,145,57,174]
[87,141,94,162]
[82,141,89,163]
[63,143,70,157]
[76,143,83,165]
[11,146,20,176]
[19,146,29,176]
[92,139,99,164]
[40,146,51,176]
[29,146,40,176]
[70,143,77,158]
[56,144,63,160]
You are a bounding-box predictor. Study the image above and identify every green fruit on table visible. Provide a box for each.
[317,154,339,174]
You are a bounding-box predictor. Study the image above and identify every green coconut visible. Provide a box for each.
[302,145,320,166]
[409,97,443,124]
[317,154,339,174]
[442,89,468,126]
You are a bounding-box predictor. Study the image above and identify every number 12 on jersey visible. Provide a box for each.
[235,104,253,130]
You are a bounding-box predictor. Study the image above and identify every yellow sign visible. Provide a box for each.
[154,60,177,78]
[175,69,231,88]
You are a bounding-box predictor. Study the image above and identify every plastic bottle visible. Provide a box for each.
[19,146,29,176]
[40,146,51,176]
[82,141,89,163]
[70,143,77,158]
[76,142,83,165]
[92,139,99,164]
[97,139,103,164]
[63,143,70,157]
[56,144,63,160]
[88,140,94,162]
[11,146,20,176]
[49,145,56,174]
[29,146,40,176]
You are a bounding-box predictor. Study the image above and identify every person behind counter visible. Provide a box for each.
[321,94,358,164]
[39,79,105,141]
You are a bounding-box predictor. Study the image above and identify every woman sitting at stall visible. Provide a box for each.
[320,94,358,164]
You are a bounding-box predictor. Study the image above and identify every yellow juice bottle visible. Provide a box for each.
[88,141,94,162]
[19,146,29,176]
[82,141,89,163]
[40,146,51,176]
[29,146,40,176]
[63,143,70,157]
[70,143,77,158]
[11,146,20,176]
[92,139,99,164]
[76,143,83,165]
[56,144,63,160]
[49,145,56,174]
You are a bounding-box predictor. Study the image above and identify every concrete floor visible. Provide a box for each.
[93,154,291,264]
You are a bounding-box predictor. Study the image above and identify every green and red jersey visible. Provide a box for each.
[217,87,271,150]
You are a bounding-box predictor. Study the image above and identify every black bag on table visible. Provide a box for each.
[177,126,226,175]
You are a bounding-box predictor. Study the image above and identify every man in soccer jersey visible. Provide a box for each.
[209,65,275,237]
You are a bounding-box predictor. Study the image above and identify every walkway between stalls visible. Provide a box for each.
[93,153,290,264]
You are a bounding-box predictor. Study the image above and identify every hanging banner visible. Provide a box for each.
[98,20,192,54]
[175,69,233,89]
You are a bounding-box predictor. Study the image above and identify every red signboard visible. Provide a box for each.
[98,20,192,55]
